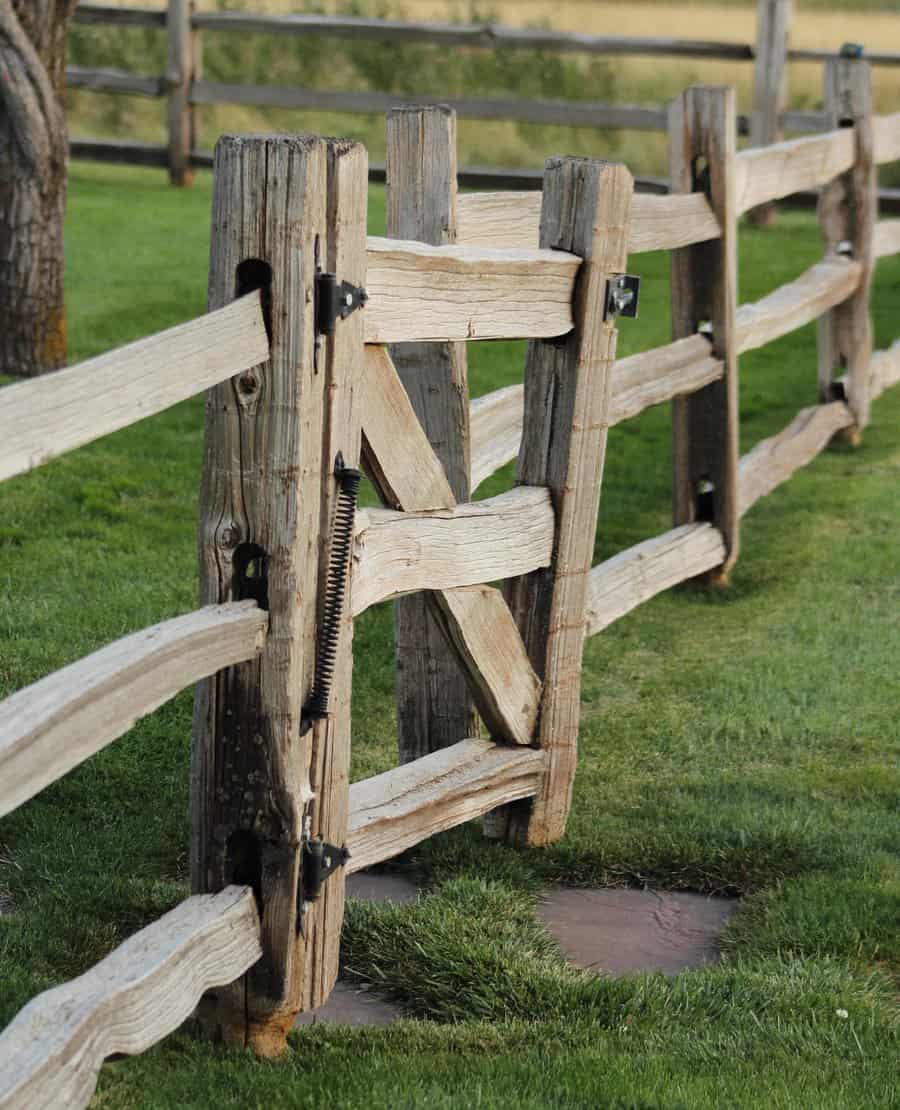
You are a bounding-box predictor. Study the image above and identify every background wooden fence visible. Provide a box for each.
[68,0,900,206]
[2,58,900,1107]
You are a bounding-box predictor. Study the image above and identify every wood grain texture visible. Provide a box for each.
[734,256,862,356]
[298,139,368,1016]
[816,57,876,430]
[360,346,539,749]
[455,190,719,254]
[351,487,555,617]
[873,219,900,260]
[0,293,268,484]
[584,524,726,638]
[872,111,900,165]
[0,887,261,1110]
[190,134,327,1056]
[166,0,195,185]
[748,0,793,225]
[0,602,266,821]
[738,402,853,516]
[734,129,855,216]
[431,586,542,747]
[470,383,524,492]
[363,236,579,343]
[361,344,456,512]
[385,106,478,766]
[499,158,633,846]
[346,740,545,873]
[469,336,721,491]
[670,86,740,578]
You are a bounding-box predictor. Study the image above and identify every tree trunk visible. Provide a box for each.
[0,1,77,377]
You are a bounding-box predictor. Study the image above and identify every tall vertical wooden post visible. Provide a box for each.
[816,48,875,435]
[385,106,478,764]
[497,158,633,847]
[191,133,366,1056]
[669,87,740,581]
[749,0,793,226]
[167,0,195,186]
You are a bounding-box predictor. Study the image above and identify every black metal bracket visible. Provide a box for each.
[605,274,641,321]
[301,837,350,904]
[316,272,368,337]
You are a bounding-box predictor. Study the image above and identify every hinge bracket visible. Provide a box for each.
[605,274,641,321]
[301,837,350,905]
[316,272,368,337]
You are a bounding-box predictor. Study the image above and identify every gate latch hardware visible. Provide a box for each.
[605,274,641,321]
[301,837,350,904]
[316,272,367,337]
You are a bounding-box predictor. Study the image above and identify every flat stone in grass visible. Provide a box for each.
[537,887,738,976]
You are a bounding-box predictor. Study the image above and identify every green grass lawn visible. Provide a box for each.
[0,161,898,1108]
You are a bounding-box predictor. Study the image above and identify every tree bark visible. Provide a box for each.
[0,1,77,377]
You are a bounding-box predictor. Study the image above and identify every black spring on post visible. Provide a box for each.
[301,454,361,735]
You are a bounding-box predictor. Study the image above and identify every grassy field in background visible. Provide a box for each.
[0,161,897,1107]
[69,1,900,180]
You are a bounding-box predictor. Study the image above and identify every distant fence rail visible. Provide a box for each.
[2,52,900,1110]
[68,0,899,199]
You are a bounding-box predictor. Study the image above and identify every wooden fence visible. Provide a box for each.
[2,61,900,1105]
[68,0,900,199]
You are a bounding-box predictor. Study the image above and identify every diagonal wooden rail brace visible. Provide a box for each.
[492,157,635,847]
[669,86,740,582]
[191,132,367,1055]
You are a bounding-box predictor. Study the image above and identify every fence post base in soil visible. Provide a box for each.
[385,105,479,764]
[817,48,876,436]
[669,86,740,582]
[490,158,634,847]
[190,132,366,1055]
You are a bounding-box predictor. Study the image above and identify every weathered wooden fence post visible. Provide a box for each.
[385,105,478,763]
[495,157,633,846]
[817,47,875,436]
[749,0,793,226]
[669,86,740,581]
[166,0,196,186]
[191,132,366,1055]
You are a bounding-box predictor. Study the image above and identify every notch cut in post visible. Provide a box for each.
[490,157,634,847]
[669,86,740,583]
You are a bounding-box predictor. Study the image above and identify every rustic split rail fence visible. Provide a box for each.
[69,0,900,200]
[2,59,900,1108]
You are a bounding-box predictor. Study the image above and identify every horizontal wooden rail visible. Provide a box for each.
[0,603,267,819]
[584,523,726,637]
[455,190,720,254]
[873,112,900,165]
[735,128,855,216]
[351,486,554,615]
[789,48,900,68]
[70,137,171,168]
[870,340,900,401]
[191,80,668,133]
[468,334,721,491]
[0,292,268,484]
[66,65,166,98]
[738,402,854,517]
[346,739,545,873]
[0,887,261,1110]
[73,3,166,27]
[364,237,580,343]
[190,10,755,60]
[734,257,861,356]
[873,220,900,260]
[610,334,723,425]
